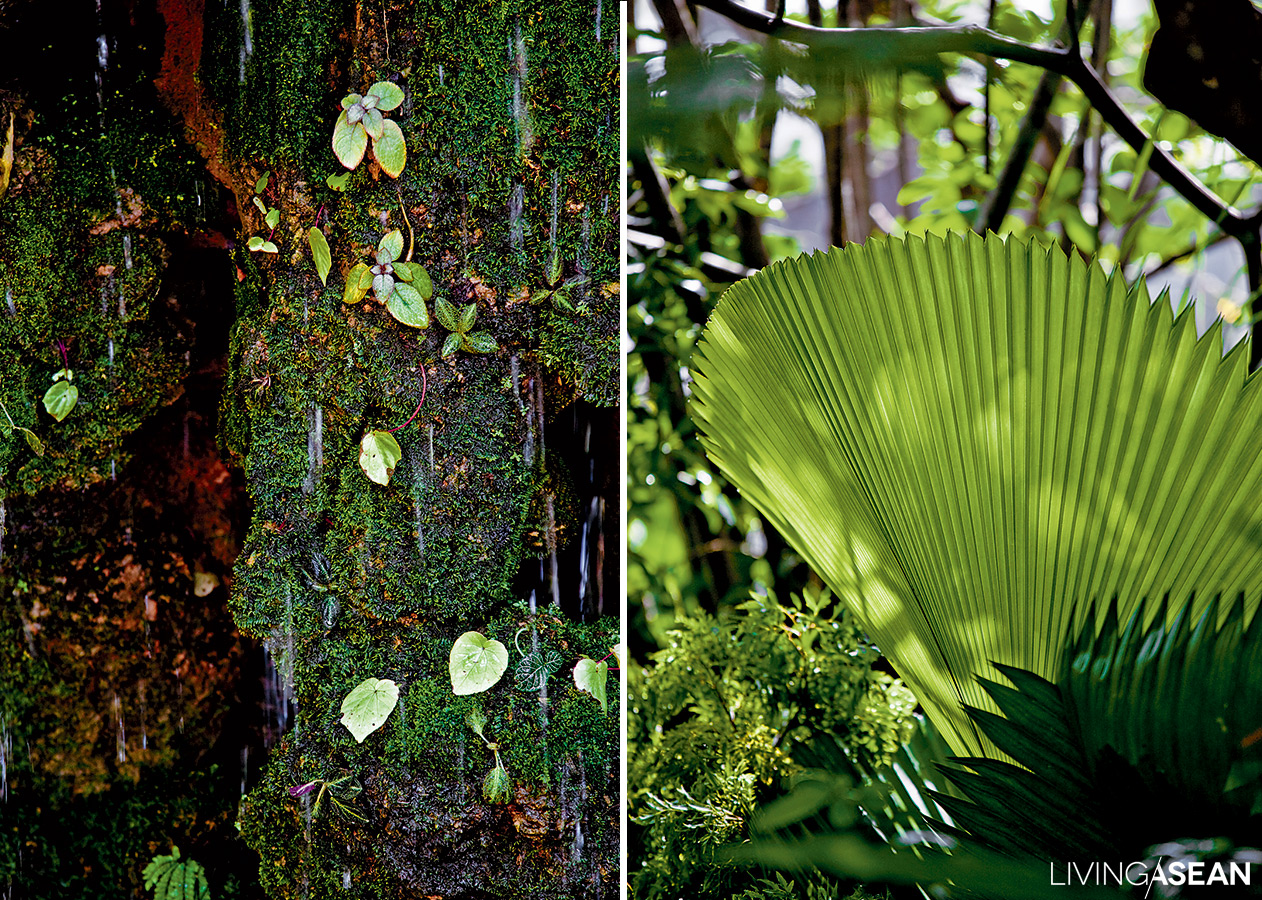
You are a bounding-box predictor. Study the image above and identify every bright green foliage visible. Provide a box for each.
[343,230,432,329]
[434,295,496,356]
[692,233,1262,757]
[514,647,563,691]
[531,249,589,312]
[571,657,608,713]
[0,397,43,456]
[466,704,513,804]
[332,82,407,177]
[141,847,210,900]
[357,429,402,486]
[449,631,508,695]
[307,227,332,285]
[41,370,77,422]
[339,677,400,742]
[629,589,915,899]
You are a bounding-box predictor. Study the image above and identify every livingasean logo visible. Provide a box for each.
[1050,860,1254,897]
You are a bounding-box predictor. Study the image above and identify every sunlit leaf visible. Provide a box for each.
[264,207,280,229]
[339,676,399,742]
[368,80,404,111]
[358,429,402,486]
[253,172,269,194]
[326,171,351,191]
[362,107,384,141]
[42,381,77,422]
[449,631,509,695]
[483,764,512,804]
[23,429,43,456]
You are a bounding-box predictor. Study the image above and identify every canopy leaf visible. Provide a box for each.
[691,233,1262,757]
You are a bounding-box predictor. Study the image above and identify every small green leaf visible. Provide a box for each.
[332,110,368,170]
[42,381,78,422]
[387,282,429,329]
[372,118,407,179]
[483,764,512,804]
[547,249,562,286]
[264,207,280,229]
[434,296,459,332]
[23,429,44,456]
[368,80,405,111]
[378,229,404,264]
[449,631,509,695]
[466,707,488,740]
[254,172,269,194]
[441,332,461,358]
[358,429,402,485]
[408,264,433,299]
[553,284,575,312]
[339,677,399,742]
[259,241,278,253]
[514,649,564,691]
[572,658,608,713]
[251,196,268,216]
[458,302,478,332]
[463,331,498,354]
[340,93,362,110]
[362,108,384,141]
[343,263,373,304]
[247,236,266,251]
[308,227,332,285]
[326,171,351,191]
[372,272,395,301]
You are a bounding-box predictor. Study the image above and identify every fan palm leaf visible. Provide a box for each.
[691,232,1262,755]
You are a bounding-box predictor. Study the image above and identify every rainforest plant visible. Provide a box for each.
[332,81,407,178]
[288,772,367,824]
[466,707,512,804]
[435,295,497,357]
[343,228,432,329]
[628,588,915,900]
[141,846,210,900]
[689,233,1262,894]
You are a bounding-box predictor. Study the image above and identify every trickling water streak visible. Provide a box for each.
[4,287,15,317]
[240,745,249,799]
[549,171,560,258]
[594,0,602,41]
[1,713,9,803]
[302,405,324,495]
[121,233,133,273]
[113,693,126,763]
[427,423,435,473]
[578,496,599,605]
[412,459,426,559]
[510,19,532,155]
[579,208,591,305]
[437,63,444,86]
[110,460,116,481]
[138,680,148,751]
[238,0,254,83]
[509,181,525,251]
[107,337,114,368]
[545,494,560,608]
[342,869,352,891]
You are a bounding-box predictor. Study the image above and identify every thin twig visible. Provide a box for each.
[1142,231,1232,280]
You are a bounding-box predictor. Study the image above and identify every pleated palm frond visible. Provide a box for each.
[690,232,1262,757]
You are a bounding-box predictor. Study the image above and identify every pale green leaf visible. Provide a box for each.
[259,241,278,253]
[326,171,351,191]
[340,93,362,110]
[372,272,395,301]
[339,677,399,742]
[343,263,373,304]
[449,631,509,695]
[251,196,268,216]
[23,429,43,456]
[368,80,404,111]
[358,429,402,486]
[42,381,77,422]
[372,118,406,178]
[483,764,512,804]
[441,332,461,358]
[264,207,280,229]
[691,233,1262,758]
[362,107,384,141]
[253,172,269,194]
[402,263,432,299]
[332,110,367,170]
[307,227,332,286]
[378,229,404,264]
[247,236,265,251]
[572,658,608,712]
[386,282,429,329]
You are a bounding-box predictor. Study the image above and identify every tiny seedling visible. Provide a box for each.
[0,397,43,456]
[531,248,589,312]
[247,172,279,253]
[289,772,366,823]
[142,846,210,900]
[466,707,512,805]
[43,340,78,422]
[434,295,497,357]
[343,229,433,329]
[332,81,407,178]
[512,627,563,691]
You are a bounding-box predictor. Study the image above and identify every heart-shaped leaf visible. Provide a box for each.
[449,631,509,695]
[264,207,280,229]
[378,229,404,264]
[307,227,332,285]
[514,648,564,691]
[339,677,399,742]
[463,331,498,354]
[340,93,362,110]
[358,429,402,486]
[387,282,429,329]
[332,110,368,170]
[368,80,405,111]
[42,381,78,422]
[441,332,461,358]
[434,296,459,332]
[253,172,270,193]
[343,263,373,304]
[372,118,407,179]
[573,658,608,713]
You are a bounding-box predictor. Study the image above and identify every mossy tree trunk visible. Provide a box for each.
[0,1,618,897]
